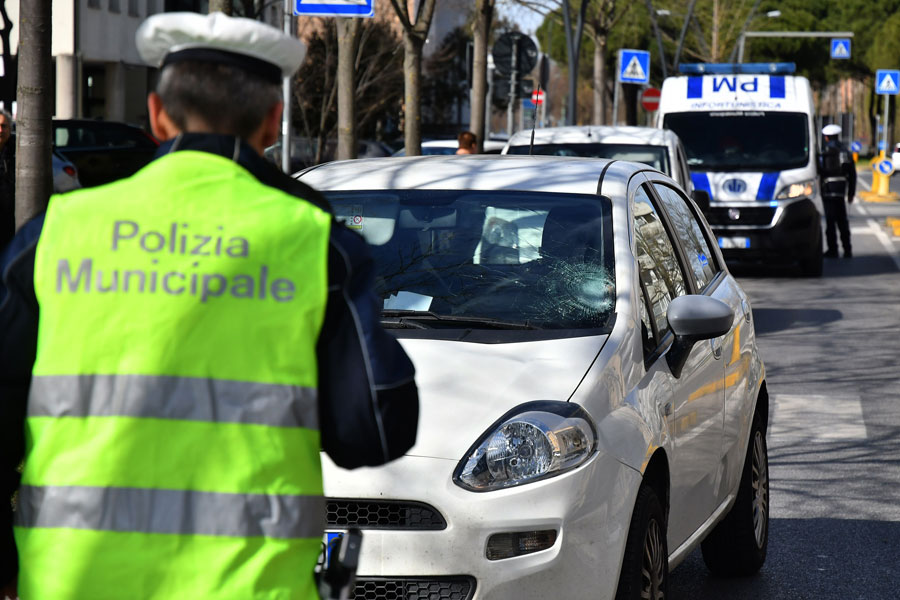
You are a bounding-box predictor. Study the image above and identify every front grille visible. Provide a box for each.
[704,206,776,226]
[352,576,476,600]
[327,499,447,530]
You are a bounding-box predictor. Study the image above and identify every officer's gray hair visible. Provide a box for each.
[156,61,282,140]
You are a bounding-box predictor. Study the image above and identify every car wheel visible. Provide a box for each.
[799,232,823,277]
[700,412,769,576]
[615,482,668,600]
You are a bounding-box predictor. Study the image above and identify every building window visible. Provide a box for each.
[87,0,101,8]
[129,0,139,16]
[146,0,157,14]
[109,0,121,12]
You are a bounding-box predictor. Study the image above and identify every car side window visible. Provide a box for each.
[653,183,719,291]
[633,185,686,340]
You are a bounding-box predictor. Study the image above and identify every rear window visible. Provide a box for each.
[54,123,157,150]
[507,143,670,174]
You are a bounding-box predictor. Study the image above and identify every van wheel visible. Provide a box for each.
[799,234,823,277]
[615,482,668,600]
[700,413,769,576]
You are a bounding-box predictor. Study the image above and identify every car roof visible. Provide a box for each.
[505,125,678,148]
[298,155,620,195]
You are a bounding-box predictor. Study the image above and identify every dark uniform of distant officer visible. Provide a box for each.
[818,124,856,258]
[0,12,418,600]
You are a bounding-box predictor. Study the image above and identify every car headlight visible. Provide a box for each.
[453,401,597,492]
[775,180,815,199]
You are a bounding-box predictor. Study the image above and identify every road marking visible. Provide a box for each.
[771,394,867,443]
[865,218,900,271]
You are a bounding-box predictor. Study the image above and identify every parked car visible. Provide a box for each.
[503,125,693,192]
[298,155,769,599]
[7,133,81,193]
[52,119,158,188]
[265,138,394,173]
[892,143,900,170]
[392,138,507,156]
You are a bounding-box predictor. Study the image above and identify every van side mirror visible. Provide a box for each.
[691,189,711,212]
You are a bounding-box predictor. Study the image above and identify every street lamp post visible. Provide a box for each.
[736,30,855,62]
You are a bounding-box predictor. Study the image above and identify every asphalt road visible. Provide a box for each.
[669,187,900,598]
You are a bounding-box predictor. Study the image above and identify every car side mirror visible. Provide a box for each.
[691,189,711,212]
[665,295,734,378]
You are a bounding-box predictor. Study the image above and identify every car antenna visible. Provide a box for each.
[529,55,550,157]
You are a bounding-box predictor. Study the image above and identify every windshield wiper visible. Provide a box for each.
[381,310,540,330]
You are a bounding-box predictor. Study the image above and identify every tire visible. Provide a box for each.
[798,233,823,277]
[615,482,668,600]
[700,413,769,576]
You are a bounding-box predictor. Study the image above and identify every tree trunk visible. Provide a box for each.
[15,0,52,231]
[592,32,607,125]
[562,0,589,126]
[336,18,361,160]
[209,0,233,14]
[470,0,493,153]
[403,33,424,156]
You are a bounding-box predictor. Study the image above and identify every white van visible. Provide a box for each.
[657,63,823,276]
[503,125,693,192]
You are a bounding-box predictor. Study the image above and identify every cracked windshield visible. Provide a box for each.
[327,191,614,329]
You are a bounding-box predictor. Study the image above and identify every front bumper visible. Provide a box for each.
[321,452,641,600]
[704,198,820,264]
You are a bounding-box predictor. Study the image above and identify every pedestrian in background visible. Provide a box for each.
[0,109,14,251]
[818,123,856,258]
[0,12,418,600]
[456,130,477,154]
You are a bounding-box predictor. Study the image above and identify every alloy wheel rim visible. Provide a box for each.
[641,518,665,600]
[751,430,769,548]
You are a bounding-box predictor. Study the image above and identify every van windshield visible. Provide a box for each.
[663,111,809,172]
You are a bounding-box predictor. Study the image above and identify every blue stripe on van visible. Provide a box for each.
[757,172,780,200]
[770,76,785,98]
[692,172,713,199]
[687,77,703,98]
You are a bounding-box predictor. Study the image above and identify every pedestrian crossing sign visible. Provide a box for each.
[619,49,651,84]
[830,39,851,60]
[294,0,373,17]
[876,70,900,96]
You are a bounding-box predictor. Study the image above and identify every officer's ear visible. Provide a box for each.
[259,101,283,151]
[148,92,181,141]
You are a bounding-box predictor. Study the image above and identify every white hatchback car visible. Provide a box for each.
[298,155,769,600]
[503,125,693,193]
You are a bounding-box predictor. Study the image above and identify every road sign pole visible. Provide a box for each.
[612,52,620,126]
[282,0,292,173]
[507,38,518,136]
[883,93,890,159]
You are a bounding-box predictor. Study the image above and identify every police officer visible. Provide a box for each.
[0,12,417,600]
[818,123,856,258]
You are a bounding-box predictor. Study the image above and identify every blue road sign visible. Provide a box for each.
[294,0,374,17]
[619,49,651,84]
[878,140,887,151]
[876,70,900,95]
[522,99,536,111]
[831,39,851,60]
[851,141,862,153]
[876,159,894,175]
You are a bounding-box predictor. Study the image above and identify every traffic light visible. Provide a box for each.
[492,77,534,108]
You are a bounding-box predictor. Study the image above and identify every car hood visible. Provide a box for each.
[396,335,607,460]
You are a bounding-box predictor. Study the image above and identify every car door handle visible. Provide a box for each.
[741,299,752,323]
[710,338,723,360]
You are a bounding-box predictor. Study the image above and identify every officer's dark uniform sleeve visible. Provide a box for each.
[317,221,419,469]
[842,150,857,201]
[0,214,43,588]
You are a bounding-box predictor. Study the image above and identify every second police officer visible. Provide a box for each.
[818,123,857,258]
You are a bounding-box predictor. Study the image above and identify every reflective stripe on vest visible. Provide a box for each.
[18,150,332,599]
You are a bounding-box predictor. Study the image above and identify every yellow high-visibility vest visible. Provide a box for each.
[16,150,332,599]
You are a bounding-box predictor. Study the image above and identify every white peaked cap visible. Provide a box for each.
[822,124,842,136]
[136,12,306,83]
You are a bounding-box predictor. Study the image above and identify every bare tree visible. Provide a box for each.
[588,0,629,124]
[15,0,52,231]
[387,0,437,156]
[470,0,494,152]
[209,0,233,15]
[336,18,361,160]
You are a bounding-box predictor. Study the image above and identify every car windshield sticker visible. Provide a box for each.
[384,291,433,311]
